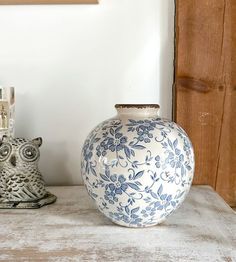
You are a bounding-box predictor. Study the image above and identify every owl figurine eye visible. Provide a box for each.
[0,143,12,161]
[20,145,39,162]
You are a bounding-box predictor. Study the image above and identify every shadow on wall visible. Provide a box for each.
[159,0,175,120]
[16,93,75,185]
[40,142,74,186]
[16,92,36,138]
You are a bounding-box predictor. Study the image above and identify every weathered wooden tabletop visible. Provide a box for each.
[0,186,235,262]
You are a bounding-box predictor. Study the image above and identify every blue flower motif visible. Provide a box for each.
[104,188,118,204]
[138,120,156,131]
[107,133,128,152]
[183,137,192,157]
[127,119,157,132]
[141,206,156,218]
[163,138,185,170]
[96,144,107,157]
[109,211,143,226]
[154,194,174,210]
[137,129,153,143]
[105,174,128,195]
[83,140,93,161]
[101,120,121,131]
[96,124,128,157]
[109,212,129,224]
[167,151,184,169]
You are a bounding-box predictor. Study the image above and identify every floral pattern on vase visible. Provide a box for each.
[81,105,194,227]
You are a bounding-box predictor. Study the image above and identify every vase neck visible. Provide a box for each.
[115,104,160,118]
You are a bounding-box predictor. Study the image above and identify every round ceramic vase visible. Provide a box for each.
[81,104,194,227]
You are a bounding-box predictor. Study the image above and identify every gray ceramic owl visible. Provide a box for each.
[0,136,56,208]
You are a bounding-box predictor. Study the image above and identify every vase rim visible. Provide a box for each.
[115,104,160,109]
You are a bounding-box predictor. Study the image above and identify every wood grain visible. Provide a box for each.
[0,186,235,261]
[215,0,236,207]
[175,0,236,206]
[0,0,98,4]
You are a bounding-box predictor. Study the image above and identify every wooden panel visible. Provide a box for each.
[0,186,235,261]
[215,0,236,206]
[175,0,236,206]
[0,0,98,4]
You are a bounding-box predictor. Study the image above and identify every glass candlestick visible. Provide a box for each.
[0,87,15,138]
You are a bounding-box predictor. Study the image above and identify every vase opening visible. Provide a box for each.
[115,104,160,118]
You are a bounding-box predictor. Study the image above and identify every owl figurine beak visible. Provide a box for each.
[10,155,16,167]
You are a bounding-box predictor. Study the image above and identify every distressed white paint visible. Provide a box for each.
[0,0,175,185]
[0,186,235,261]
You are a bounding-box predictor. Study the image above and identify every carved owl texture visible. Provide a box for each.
[0,136,46,203]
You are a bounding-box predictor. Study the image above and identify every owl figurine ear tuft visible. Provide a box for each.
[32,137,43,147]
[0,135,9,146]
[2,135,9,142]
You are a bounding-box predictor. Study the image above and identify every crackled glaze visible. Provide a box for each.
[81,105,194,227]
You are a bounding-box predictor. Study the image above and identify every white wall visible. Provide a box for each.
[0,0,174,185]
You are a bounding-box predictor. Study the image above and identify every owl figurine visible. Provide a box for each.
[0,136,56,208]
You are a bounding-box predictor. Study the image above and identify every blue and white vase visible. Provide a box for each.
[81,104,194,227]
